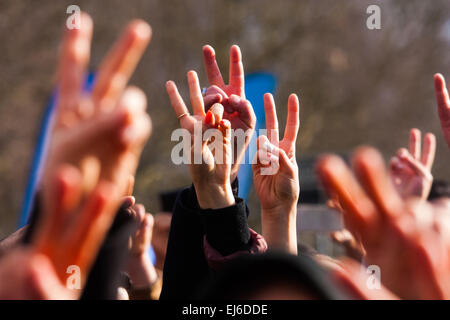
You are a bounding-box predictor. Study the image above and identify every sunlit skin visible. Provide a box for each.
[0,12,153,299]
[126,204,158,289]
[0,164,119,299]
[434,74,450,149]
[252,93,300,255]
[317,147,450,299]
[166,71,234,210]
[389,128,436,200]
[328,128,436,263]
[202,45,256,181]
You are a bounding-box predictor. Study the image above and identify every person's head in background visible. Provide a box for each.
[199,252,348,300]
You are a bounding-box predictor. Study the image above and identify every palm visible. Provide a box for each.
[254,168,298,209]
[189,141,230,187]
[317,147,450,299]
[390,167,425,198]
[166,71,232,189]
[364,224,450,299]
[252,93,300,211]
[389,129,435,200]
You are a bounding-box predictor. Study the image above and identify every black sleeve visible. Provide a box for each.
[198,197,251,256]
[160,179,251,299]
[199,178,251,255]
[159,185,208,300]
[80,204,137,300]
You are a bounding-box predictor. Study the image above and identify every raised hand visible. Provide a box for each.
[317,147,450,299]
[203,45,245,98]
[0,248,70,299]
[126,204,158,291]
[30,12,152,296]
[389,129,436,200]
[0,164,119,299]
[166,71,234,209]
[434,74,450,149]
[202,45,256,181]
[252,93,300,254]
[44,13,151,197]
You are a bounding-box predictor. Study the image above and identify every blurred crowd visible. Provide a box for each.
[1,11,450,300]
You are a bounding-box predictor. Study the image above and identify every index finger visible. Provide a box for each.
[282,94,300,147]
[352,147,404,220]
[229,45,245,96]
[57,13,93,122]
[187,70,205,116]
[434,74,450,123]
[202,45,225,88]
[92,20,151,110]
[408,128,421,160]
[316,154,376,238]
[263,93,279,143]
[165,81,190,119]
[421,133,436,170]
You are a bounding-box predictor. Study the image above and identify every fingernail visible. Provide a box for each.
[205,111,214,126]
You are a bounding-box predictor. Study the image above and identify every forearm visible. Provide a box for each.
[126,253,157,288]
[261,204,298,255]
[160,186,209,300]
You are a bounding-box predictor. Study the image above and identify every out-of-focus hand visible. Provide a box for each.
[0,249,71,299]
[126,204,158,289]
[32,12,152,296]
[0,163,121,299]
[202,45,256,181]
[317,146,450,299]
[129,204,154,256]
[434,74,450,149]
[43,13,151,201]
[166,71,234,210]
[389,129,435,200]
[330,228,365,262]
[331,258,399,300]
[252,93,300,254]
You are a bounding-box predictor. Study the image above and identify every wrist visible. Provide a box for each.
[195,182,235,209]
[126,253,157,288]
[261,203,298,254]
[261,200,298,219]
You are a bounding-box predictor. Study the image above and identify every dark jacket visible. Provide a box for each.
[160,180,267,300]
